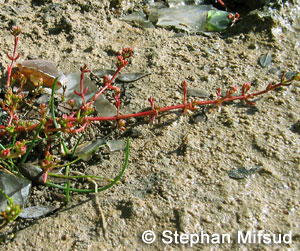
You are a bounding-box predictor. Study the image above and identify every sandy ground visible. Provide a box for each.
[0,0,300,250]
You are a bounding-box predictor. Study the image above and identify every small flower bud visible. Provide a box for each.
[0,149,11,158]
[69,99,75,109]
[10,26,21,36]
[80,64,89,72]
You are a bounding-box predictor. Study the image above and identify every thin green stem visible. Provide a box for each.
[20,78,58,163]
[52,142,106,169]
[50,78,69,155]
[50,78,59,129]
[65,164,70,203]
[71,134,83,159]
[45,137,130,193]
[48,172,117,182]
[20,120,45,164]
[12,135,17,146]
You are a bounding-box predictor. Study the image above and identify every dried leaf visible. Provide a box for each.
[259,53,272,68]
[74,139,127,160]
[58,73,117,117]
[228,166,263,180]
[17,60,65,89]
[58,102,73,115]
[75,138,106,161]
[166,0,205,8]
[19,163,44,184]
[92,69,115,79]
[186,88,210,98]
[117,72,151,83]
[120,11,155,28]
[93,69,150,83]
[36,94,51,104]
[149,5,232,32]
[19,205,56,219]
[0,170,32,211]
[106,139,127,152]
[94,95,117,117]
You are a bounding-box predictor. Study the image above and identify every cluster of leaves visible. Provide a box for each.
[1,27,131,169]
[0,189,22,225]
[0,27,132,224]
[0,26,299,224]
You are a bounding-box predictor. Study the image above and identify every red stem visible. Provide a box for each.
[79,70,86,105]
[87,67,123,105]
[6,35,20,88]
[0,78,292,135]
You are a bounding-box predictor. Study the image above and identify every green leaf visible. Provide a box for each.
[206,10,233,31]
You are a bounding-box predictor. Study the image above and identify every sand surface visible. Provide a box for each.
[0,1,299,250]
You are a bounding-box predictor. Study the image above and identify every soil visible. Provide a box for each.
[0,0,300,250]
